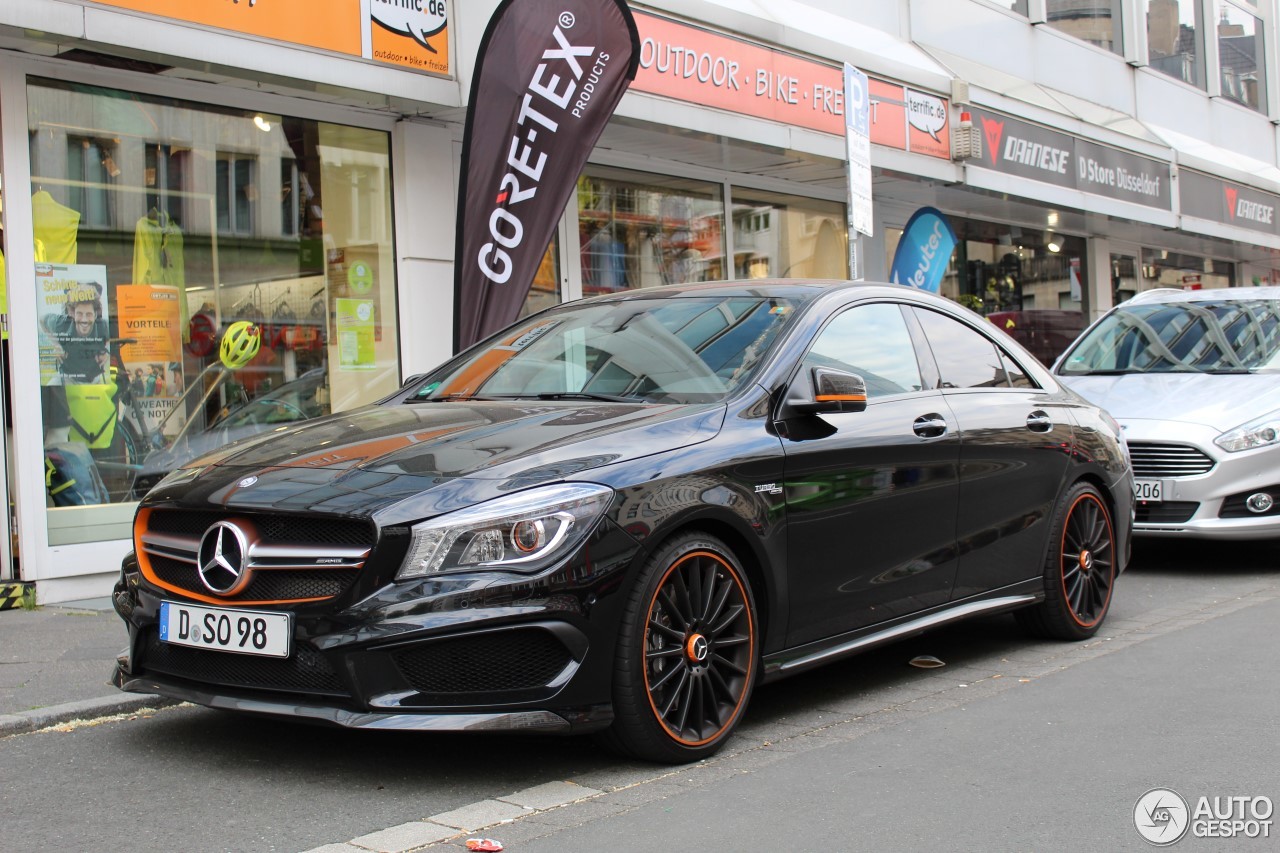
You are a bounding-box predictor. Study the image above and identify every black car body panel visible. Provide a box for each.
[113,281,1133,758]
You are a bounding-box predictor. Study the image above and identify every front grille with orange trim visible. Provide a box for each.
[134,508,374,606]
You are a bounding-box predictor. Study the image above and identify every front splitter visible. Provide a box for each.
[112,668,594,733]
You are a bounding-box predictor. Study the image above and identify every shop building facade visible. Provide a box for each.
[1,0,1278,604]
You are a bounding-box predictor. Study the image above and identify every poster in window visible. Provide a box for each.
[35,264,111,387]
[117,284,185,436]
[335,298,375,369]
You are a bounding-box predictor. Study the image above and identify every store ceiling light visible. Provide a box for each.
[1045,232,1062,253]
[253,114,272,132]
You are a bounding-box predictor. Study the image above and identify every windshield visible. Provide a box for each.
[414,295,798,404]
[218,371,326,429]
[1058,298,1280,375]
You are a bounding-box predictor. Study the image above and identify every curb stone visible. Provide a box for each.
[0,694,180,737]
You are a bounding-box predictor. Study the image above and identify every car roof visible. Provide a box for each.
[1124,286,1280,306]
[575,278,952,307]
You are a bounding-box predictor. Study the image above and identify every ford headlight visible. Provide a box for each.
[1215,410,1280,453]
[396,483,614,579]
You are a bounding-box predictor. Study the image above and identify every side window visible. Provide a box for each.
[998,348,1035,388]
[914,308,1012,389]
[805,303,924,398]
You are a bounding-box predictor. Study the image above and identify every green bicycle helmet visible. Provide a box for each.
[220,320,262,369]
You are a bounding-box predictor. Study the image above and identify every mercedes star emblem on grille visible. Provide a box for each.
[197,521,251,595]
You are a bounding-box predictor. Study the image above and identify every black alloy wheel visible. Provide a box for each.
[602,532,758,763]
[1017,481,1117,640]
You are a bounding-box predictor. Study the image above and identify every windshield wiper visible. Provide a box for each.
[409,393,500,403]
[1202,368,1254,374]
[1069,369,1134,376]
[532,391,641,402]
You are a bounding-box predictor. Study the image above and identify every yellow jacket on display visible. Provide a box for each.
[31,190,79,264]
[134,212,189,338]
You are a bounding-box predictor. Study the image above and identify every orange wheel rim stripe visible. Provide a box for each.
[642,549,755,747]
[1060,494,1115,629]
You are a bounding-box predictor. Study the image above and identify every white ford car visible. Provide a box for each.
[1054,286,1280,539]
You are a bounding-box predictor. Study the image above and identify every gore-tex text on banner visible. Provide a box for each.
[454,0,640,350]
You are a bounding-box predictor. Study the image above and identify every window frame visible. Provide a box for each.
[215,150,257,236]
[1213,0,1269,112]
[908,305,1045,392]
[1041,0,1126,56]
[1144,0,1207,89]
[65,135,117,231]
[799,301,932,402]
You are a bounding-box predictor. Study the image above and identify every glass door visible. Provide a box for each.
[1111,250,1140,305]
[0,103,15,583]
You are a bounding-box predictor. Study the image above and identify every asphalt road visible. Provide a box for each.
[2,539,1277,853]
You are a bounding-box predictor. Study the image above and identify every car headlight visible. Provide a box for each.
[1215,410,1280,453]
[396,483,614,580]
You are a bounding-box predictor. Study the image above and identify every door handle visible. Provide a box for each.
[913,413,948,438]
[1026,410,1053,432]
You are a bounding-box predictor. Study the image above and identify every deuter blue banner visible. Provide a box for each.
[890,207,957,293]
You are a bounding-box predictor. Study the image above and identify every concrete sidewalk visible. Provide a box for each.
[0,597,171,736]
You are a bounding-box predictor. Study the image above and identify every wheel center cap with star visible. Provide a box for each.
[685,633,710,664]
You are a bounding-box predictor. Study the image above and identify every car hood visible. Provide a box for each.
[138,424,277,478]
[1058,373,1280,430]
[144,400,725,520]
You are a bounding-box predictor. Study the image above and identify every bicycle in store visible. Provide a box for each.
[50,322,267,504]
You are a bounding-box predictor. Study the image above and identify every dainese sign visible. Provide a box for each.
[968,107,1172,211]
[1180,170,1280,238]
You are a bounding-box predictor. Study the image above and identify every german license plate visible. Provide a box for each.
[159,601,291,658]
[1134,479,1164,502]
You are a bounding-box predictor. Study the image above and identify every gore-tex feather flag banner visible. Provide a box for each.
[454,0,640,349]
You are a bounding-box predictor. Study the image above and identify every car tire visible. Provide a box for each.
[600,531,758,763]
[1016,481,1118,641]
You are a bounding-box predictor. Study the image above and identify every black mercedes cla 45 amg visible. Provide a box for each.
[113,280,1133,763]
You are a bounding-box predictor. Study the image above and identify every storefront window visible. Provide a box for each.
[992,0,1030,14]
[887,216,1088,366]
[729,189,847,280]
[27,80,399,542]
[1046,0,1124,54]
[1243,264,1280,286]
[1217,2,1266,111]
[577,171,724,295]
[1140,247,1234,292]
[1146,0,1203,88]
[518,239,561,320]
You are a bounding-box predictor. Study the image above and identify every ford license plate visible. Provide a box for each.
[159,601,291,658]
[1134,479,1164,503]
